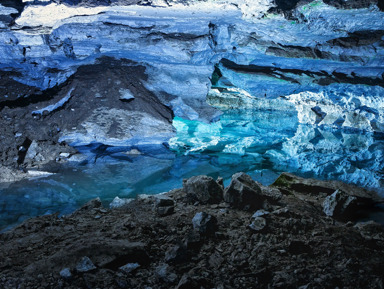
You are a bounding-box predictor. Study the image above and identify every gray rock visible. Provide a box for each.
[59,268,72,280]
[249,217,267,232]
[183,175,223,204]
[192,212,217,235]
[155,195,175,216]
[156,263,178,283]
[323,189,358,219]
[155,195,174,207]
[252,209,270,218]
[119,262,140,274]
[156,206,175,217]
[224,172,263,210]
[75,256,96,273]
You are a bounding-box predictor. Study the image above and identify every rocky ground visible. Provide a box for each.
[0,172,383,289]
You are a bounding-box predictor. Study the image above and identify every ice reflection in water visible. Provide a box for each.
[1,108,383,231]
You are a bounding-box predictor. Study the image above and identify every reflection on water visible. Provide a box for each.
[1,108,383,231]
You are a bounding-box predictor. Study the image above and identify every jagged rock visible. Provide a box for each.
[322,190,358,219]
[184,230,202,250]
[165,245,187,264]
[192,212,217,235]
[119,262,140,274]
[75,256,96,273]
[183,175,224,204]
[156,263,178,283]
[176,274,200,289]
[224,172,264,210]
[155,195,175,217]
[59,268,72,280]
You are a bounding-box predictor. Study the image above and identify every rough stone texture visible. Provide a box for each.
[183,175,224,204]
[224,172,264,210]
[323,189,358,219]
[0,173,383,288]
[191,212,218,235]
[0,56,174,182]
[75,256,96,273]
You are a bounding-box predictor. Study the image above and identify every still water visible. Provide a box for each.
[1,108,383,231]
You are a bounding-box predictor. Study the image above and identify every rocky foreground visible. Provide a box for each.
[0,172,383,289]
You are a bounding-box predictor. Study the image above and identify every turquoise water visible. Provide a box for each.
[1,108,383,231]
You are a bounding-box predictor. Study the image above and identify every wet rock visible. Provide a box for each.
[155,195,175,217]
[192,212,217,235]
[224,172,263,210]
[183,175,223,204]
[119,263,140,274]
[165,245,187,264]
[323,189,358,219]
[156,263,178,283]
[59,268,72,280]
[75,256,96,273]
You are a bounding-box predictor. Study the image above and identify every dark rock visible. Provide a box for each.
[156,263,178,283]
[75,256,96,273]
[176,274,200,289]
[155,195,175,217]
[288,240,311,255]
[192,212,217,235]
[156,206,175,217]
[224,172,263,210]
[323,189,358,219]
[155,195,174,207]
[165,245,187,264]
[184,230,202,250]
[183,175,224,204]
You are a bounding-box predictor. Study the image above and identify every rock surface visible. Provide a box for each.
[0,172,383,289]
[0,0,383,183]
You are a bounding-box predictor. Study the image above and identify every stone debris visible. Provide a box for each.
[192,212,218,235]
[155,195,175,217]
[183,175,224,204]
[119,263,140,274]
[75,256,96,273]
[109,196,134,209]
[0,172,383,289]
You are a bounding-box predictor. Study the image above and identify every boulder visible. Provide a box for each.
[192,212,217,235]
[183,175,223,204]
[322,189,358,220]
[224,172,263,210]
[154,195,175,217]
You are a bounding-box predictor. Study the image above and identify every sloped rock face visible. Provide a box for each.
[0,56,174,178]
